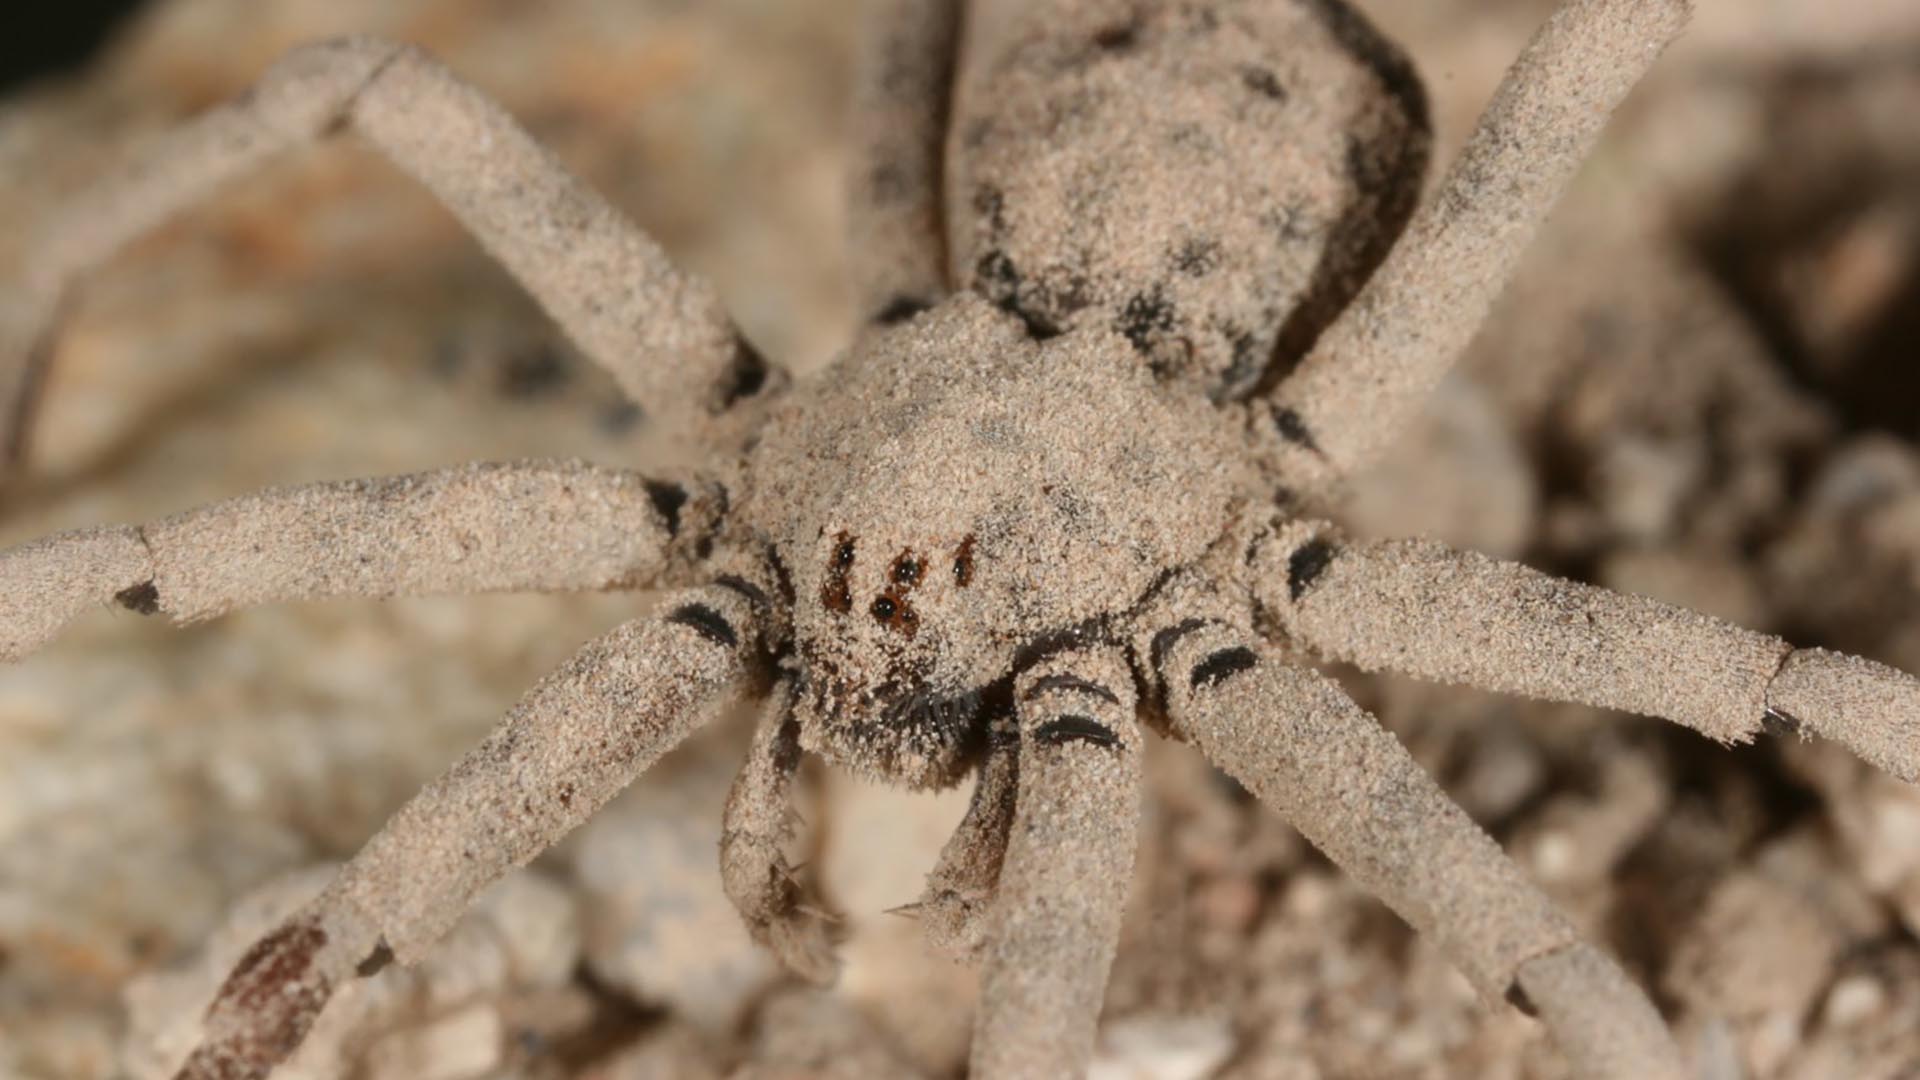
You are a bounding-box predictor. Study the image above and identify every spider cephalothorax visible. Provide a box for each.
[5,1,1918,1079]
[743,295,1246,787]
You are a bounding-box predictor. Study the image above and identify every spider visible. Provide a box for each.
[3,0,1916,1077]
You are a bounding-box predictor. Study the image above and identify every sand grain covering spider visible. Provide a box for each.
[3,0,1917,1077]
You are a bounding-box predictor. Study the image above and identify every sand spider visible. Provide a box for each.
[3,0,1916,1076]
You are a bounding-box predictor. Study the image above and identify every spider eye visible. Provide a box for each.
[952,534,977,587]
[835,540,856,567]
[892,558,921,586]
[871,596,897,620]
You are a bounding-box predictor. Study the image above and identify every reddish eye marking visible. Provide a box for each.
[822,532,855,613]
[874,548,926,637]
[890,550,927,586]
[953,534,977,587]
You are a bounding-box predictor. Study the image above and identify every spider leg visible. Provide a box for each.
[0,459,723,661]
[916,707,1018,960]
[168,583,763,1080]
[972,646,1140,1079]
[1,36,775,475]
[1252,521,1920,784]
[1252,0,1691,493]
[848,0,961,326]
[720,675,841,983]
[1145,614,1683,1080]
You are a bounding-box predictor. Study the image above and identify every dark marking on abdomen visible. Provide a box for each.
[668,603,739,648]
[977,250,1067,340]
[1241,65,1288,101]
[1190,646,1257,689]
[1092,18,1139,52]
[1117,286,1177,358]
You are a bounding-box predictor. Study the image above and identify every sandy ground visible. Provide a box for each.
[1,0,1918,1077]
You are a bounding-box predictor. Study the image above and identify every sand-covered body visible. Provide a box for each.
[736,0,1436,789]
[740,295,1249,788]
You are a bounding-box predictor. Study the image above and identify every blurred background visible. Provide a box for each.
[0,1,1916,1077]
[0,1,148,94]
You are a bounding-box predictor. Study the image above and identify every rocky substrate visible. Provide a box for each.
[2,1,1917,1077]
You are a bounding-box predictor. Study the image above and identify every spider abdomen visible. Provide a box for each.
[949,0,1430,401]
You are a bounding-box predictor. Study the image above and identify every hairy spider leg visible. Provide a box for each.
[847,0,962,326]
[1254,0,1693,494]
[0,460,724,660]
[0,36,775,478]
[1147,612,1686,1080]
[172,584,765,1080]
[972,646,1142,1079]
[1252,520,1920,785]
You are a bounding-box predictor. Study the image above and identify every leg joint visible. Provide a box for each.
[257,36,409,141]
